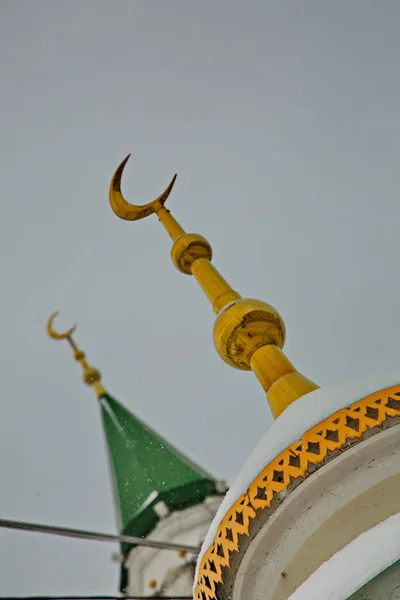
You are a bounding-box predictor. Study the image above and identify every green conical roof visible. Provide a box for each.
[47,313,222,593]
[99,392,218,540]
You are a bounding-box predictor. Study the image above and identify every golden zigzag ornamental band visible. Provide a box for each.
[106,154,400,600]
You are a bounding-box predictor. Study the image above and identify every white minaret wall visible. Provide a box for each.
[125,495,223,596]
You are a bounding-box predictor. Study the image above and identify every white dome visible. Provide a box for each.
[195,371,400,594]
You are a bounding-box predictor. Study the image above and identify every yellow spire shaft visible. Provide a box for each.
[191,260,241,313]
[67,336,105,398]
[156,206,185,240]
[156,205,241,313]
[250,346,318,418]
[152,206,318,416]
[109,155,319,418]
[47,312,105,398]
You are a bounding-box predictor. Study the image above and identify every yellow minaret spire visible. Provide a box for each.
[46,311,105,398]
[109,155,319,418]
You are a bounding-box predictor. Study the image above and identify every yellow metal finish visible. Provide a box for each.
[109,155,318,417]
[213,299,286,369]
[250,346,319,418]
[46,312,105,397]
[194,384,400,600]
[109,154,178,223]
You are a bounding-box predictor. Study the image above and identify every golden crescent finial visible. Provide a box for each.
[46,311,105,397]
[108,154,319,419]
[46,311,76,340]
[109,153,177,221]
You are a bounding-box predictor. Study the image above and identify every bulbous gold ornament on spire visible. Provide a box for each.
[47,311,105,397]
[109,155,318,418]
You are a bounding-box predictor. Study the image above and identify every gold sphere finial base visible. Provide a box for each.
[171,233,213,275]
[213,298,286,370]
[83,367,102,386]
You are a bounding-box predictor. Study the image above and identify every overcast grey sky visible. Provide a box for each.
[1,1,399,596]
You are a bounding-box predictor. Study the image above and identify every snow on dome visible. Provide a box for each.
[287,512,400,600]
[195,371,400,585]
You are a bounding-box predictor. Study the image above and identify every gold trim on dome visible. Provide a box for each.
[194,384,400,600]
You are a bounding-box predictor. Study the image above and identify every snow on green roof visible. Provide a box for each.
[99,392,218,540]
